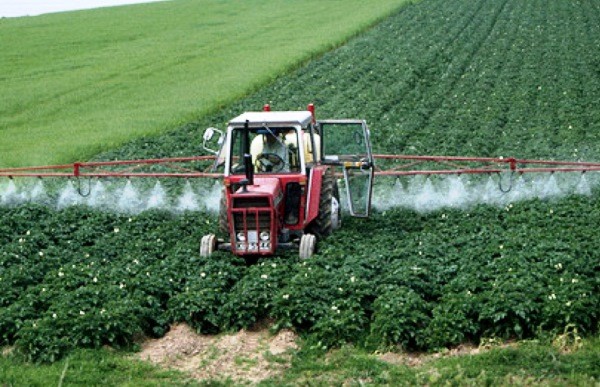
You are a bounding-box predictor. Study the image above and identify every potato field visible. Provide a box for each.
[1,0,600,363]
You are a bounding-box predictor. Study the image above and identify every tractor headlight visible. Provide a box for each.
[260,231,270,241]
[236,232,246,242]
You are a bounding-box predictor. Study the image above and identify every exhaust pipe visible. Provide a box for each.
[244,153,254,186]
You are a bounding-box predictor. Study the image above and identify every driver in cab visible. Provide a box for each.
[250,128,290,173]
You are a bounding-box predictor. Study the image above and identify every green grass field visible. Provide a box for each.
[2,337,599,385]
[0,0,407,167]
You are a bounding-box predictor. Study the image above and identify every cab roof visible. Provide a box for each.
[229,111,313,127]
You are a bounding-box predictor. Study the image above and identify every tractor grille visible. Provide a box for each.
[231,208,273,254]
[233,197,269,208]
[233,211,271,231]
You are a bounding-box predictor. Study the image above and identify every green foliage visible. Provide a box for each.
[167,258,242,333]
[368,286,431,350]
[265,337,600,385]
[0,348,196,386]
[0,205,214,362]
[221,259,292,331]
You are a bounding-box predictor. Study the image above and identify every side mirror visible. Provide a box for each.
[203,127,215,141]
[202,127,224,155]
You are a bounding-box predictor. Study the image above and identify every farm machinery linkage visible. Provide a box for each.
[2,104,600,259]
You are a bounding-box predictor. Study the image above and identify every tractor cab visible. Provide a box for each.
[200,105,374,259]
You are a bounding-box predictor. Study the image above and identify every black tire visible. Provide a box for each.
[218,191,228,233]
[308,169,340,239]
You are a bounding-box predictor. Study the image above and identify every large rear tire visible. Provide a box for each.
[308,169,341,239]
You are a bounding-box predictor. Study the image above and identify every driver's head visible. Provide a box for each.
[263,130,283,144]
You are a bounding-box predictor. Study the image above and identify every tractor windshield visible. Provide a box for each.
[229,127,301,174]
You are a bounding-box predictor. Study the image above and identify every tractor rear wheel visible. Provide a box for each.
[200,234,216,257]
[308,169,341,239]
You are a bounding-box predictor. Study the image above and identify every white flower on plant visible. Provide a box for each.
[261,274,268,279]
[39,251,44,257]
[133,259,139,265]
[146,272,150,276]
[200,272,206,278]
[554,263,563,270]
[271,263,277,268]
[100,309,106,315]
[338,288,343,292]
[42,288,46,292]
[572,278,578,283]
[548,293,557,300]
[18,238,24,244]
[58,271,64,277]
[114,227,120,233]
[52,313,57,319]
[26,230,30,236]
[93,277,98,283]
[85,253,90,258]
[350,276,356,283]
[80,311,85,315]
[565,301,572,307]
[331,305,338,311]
[120,283,126,289]
[282,294,290,300]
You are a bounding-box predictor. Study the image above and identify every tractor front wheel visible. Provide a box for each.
[299,233,316,259]
[200,234,217,257]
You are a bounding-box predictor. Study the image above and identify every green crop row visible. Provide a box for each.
[2,0,600,362]
[1,196,599,362]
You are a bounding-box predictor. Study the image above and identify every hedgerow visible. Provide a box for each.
[2,0,600,362]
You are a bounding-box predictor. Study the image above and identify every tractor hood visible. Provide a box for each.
[233,177,283,207]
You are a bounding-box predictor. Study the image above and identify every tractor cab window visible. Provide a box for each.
[229,127,301,174]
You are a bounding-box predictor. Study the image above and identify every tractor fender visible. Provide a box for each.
[304,166,329,225]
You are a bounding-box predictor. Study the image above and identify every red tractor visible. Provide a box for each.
[200,104,375,259]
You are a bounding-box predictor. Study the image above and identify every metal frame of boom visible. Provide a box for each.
[2,154,600,180]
